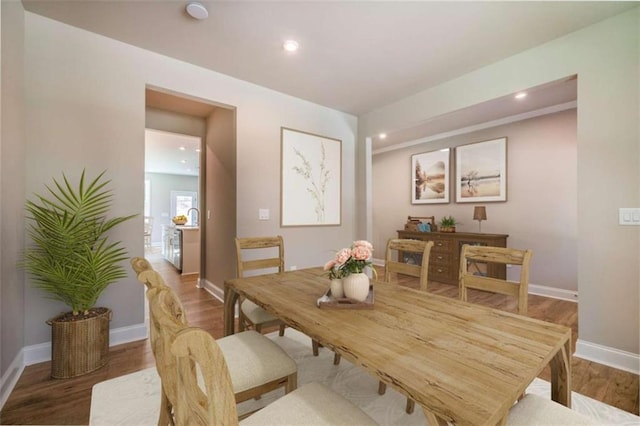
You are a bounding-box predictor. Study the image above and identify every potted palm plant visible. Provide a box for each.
[22,170,136,378]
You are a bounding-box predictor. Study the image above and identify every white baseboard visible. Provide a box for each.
[1,349,25,410]
[200,278,224,302]
[575,339,640,375]
[527,283,578,302]
[23,322,148,366]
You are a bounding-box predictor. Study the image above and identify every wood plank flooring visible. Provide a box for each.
[1,252,638,424]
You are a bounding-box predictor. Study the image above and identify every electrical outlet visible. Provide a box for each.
[258,208,270,220]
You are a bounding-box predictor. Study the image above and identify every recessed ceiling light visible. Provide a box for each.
[379,133,387,139]
[186,2,208,20]
[195,148,201,153]
[179,146,185,151]
[283,40,299,52]
[180,160,187,164]
[515,92,527,100]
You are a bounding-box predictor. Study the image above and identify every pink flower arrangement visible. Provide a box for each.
[324,240,374,279]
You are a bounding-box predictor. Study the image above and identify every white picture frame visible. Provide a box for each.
[411,148,450,204]
[281,127,342,227]
[455,137,507,203]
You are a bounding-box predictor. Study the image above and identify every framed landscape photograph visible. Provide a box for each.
[411,148,450,204]
[281,127,342,227]
[455,137,507,203]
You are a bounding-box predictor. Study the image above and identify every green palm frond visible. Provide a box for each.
[22,170,136,315]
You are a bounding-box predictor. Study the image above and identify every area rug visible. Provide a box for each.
[90,328,639,425]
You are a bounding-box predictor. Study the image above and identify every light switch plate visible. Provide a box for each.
[258,208,270,220]
[619,208,640,225]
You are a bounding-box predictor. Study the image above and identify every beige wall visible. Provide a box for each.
[22,12,357,346]
[1,0,26,386]
[360,9,639,358]
[205,107,237,288]
[373,109,578,291]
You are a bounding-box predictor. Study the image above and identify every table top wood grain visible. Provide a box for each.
[224,267,571,425]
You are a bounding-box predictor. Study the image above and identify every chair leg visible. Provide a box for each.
[333,353,341,365]
[406,398,415,414]
[278,324,285,336]
[378,381,387,395]
[312,339,320,356]
[238,309,246,332]
[285,372,298,394]
[255,324,262,333]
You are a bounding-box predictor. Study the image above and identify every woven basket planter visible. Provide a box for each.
[48,307,111,379]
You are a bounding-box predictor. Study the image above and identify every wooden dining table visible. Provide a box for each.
[223,267,572,425]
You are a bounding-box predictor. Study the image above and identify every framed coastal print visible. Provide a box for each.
[281,127,341,227]
[455,137,507,203]
[411,148,450,204]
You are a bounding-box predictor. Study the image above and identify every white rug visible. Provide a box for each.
[91,328,640,425]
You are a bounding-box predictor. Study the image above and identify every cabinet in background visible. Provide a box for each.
[396,230,509,285]
[161,225,200,275]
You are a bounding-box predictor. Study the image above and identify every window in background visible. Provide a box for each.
[171,190,198,225]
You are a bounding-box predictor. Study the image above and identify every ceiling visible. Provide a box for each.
[22,1,633,162]
[145,128,201,176]
[22,1,635,118]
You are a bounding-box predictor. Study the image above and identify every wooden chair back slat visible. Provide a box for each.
[459,245,533,315]
[384,238,434,292]
[235,236,285,278]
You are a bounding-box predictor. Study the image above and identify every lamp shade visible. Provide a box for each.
[473,206,487,221]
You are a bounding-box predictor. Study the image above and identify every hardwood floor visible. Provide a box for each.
[1,254,638,424]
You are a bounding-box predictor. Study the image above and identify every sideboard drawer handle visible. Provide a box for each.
[436,242,443,246]
[437,268,443,273]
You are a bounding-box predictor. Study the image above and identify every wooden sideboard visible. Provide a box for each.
[396,230,509,285]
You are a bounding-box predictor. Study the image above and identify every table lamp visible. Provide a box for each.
[473,206,487,232]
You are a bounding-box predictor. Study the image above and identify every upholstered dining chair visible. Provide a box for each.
[459,245,533,315]
[377,238,434,414]
[234,236,287,335]
[170,326,379,425]
[131,257,298,425]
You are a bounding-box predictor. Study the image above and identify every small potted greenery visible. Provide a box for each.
[22,170,136,378]
[439,215,458,233]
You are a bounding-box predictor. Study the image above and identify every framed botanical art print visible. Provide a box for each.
[281,127,342,227]
[411,148,450,204]
[455,137,507,203]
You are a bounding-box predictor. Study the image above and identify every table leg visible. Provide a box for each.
[421,408,448,426]
[549,336,572,408]
[223,284,238,336]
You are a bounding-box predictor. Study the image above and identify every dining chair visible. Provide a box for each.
[143,216,153,248]
[459,244,533,315]
[507,393,598,425]
[170,326,379,425]
[131,257,298,425]
[235,236,287,336]
[377,238,434,414]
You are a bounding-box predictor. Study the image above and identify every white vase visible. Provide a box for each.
[330,279,344,298]
[343,273,370,302]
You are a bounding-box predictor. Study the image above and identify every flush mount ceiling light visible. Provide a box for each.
[379,133,387,139]
[515,92,527,100]
[186,2,208,20]
[283,40,299,52]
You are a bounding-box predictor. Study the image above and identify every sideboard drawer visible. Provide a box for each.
[429,264,451,281]
[431,239,452,252]
[430,252,450,265]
